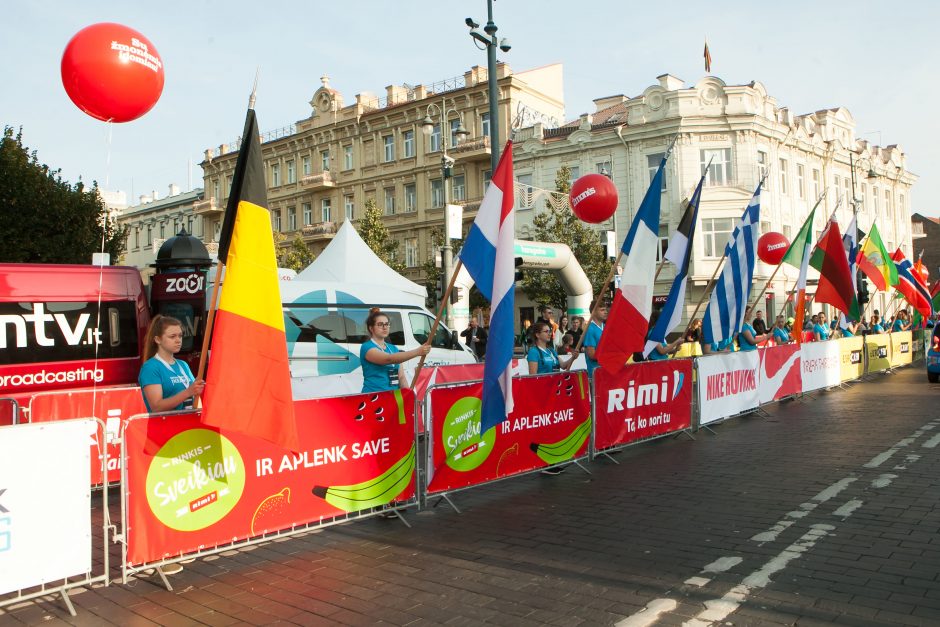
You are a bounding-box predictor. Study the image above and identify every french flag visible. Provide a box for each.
[459,141,515,433]
[596,157,667,372]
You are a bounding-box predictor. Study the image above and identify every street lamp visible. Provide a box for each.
[466,1,511,174]
[849,151,878,213]
[422,97,469,327]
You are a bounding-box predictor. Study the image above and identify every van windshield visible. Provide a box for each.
[283,307,404,347]
[409,313,453,349]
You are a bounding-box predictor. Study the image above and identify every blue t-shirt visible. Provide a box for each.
[582,321,604,377]
[139,356,195,412]
[360,339,401,393]
[738,323,758,351]
[892,318,907,332]
[527,345,560,374]
[772,327,791,344]
[813,323,830,341]
[871,323,885,334]
[841,325,855,337]
[647,342,670,361]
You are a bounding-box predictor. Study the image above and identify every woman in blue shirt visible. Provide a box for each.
[892,310,912,332]
[139,315,204,412]
[360,308,430,393]
[772,315,792,344]
[648,336,685,360]
[527,322,561,374]
[813,312,831,341]
[870,314,885,334]
[737,321,769,351]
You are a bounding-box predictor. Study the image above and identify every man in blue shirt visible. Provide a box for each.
[582,303,608,378]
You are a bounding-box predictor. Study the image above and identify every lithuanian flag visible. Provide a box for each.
[202,108,299,451]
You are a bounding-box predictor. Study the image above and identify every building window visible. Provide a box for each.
[187,216,194,234]
[428,123,441,153]
[516,173,533,209]
[778,158,788,194]
[344,195,354,220]
[430,178,444,208]
[403,130,415,158]
[702,217,735,257]
[160,222,166,238]
[483,170,492,193]
[343,145,353,170]
[761,220,772,235]
[569,165,580,180]
[647,153,666,192]
[213,179,220,201]
[213,221,220,242]
[899,193,904,213]
[272,210,281,232]
[287,160,295,184]
[481,112,490,139]
[271,163,280,187]
[872,187,879,212]
[405,237,419,268]
[384,188,396,215]
[302,202,312,226]
[833,174,841,198]
[885,190,892,213]
[450,119,462,148]
[702,148,732,186]
[146,225,152,246]
[321,198,333,222]
[842,178,850,206]
[452,174,466,201]
[134,228,139,249]
[783,224,792,241]
[757,151,769,189]
[861,183,868,209]
[302,155,311,176]
[595,160,612,176]
[404,184,416,212]
[383,135,395,162]
[287,206,296,231]
[320,150,330,172]
[812,169,821,200]
[657,224,669,262]
[796,164,805,199]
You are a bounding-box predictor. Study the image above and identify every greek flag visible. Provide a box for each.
[702,184,762,347]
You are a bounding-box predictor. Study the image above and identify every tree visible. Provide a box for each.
[0,126,126,263]
[521,165,609,310]
[421,227,486,313]
[358,198,405,273]
[280,235,315,272]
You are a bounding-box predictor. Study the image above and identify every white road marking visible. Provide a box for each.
[685,576,710,587]
[922,433,940,449]
[702,556,742,573]
[810,477,857,502]
[615,598,678,627]
[833,499,864,518]
[871,474,897,488]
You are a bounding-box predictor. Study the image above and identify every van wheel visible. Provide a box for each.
[929,371,939,383]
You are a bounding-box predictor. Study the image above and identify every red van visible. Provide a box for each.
[0,263,151,423]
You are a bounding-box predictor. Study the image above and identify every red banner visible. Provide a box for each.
[758,344,802,403]
[426,372,591,494]
[124,389,416,565]
[29,386,147,485]
[593,359,693,451]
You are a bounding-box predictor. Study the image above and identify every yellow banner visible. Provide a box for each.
[890,331,913,367]
[865,334,891,373]
[839,336,864,382]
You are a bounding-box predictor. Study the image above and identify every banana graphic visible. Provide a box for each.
[311,443,415,512]
[529,418,591,465]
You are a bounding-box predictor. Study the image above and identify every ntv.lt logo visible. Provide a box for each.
[0,303,101,349]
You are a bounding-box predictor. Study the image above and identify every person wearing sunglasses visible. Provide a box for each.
[360,307,430,393]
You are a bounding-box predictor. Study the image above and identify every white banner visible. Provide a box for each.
[0,419,95,594]
[800,340,842,393]
[697,352,760,425]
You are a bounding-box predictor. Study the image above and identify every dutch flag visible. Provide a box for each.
[459,142,515,433]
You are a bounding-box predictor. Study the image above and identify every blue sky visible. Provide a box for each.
[3,1,938,217]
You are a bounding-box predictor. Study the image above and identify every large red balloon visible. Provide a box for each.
[757,232,790,265]
[569,174,618,223]
[61,23,164,123]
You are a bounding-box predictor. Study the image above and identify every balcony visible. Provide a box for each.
[193,197,222,215]
[300,171,336,191]
[301,221,337,241]
[451,136,491,163]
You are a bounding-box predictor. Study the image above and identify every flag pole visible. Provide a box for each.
[409,260,462,389]
[568,252,623,362]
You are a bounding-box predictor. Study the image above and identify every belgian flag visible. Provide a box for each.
[201,107,299,451]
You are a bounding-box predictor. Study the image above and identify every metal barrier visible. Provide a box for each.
[0,418,110,617]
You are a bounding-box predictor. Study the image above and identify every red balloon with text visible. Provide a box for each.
[569,174,618,223]
[757,232,790,265]
[61,23,164,123]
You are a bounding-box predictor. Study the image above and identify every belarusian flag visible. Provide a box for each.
[810,216,860,321]
[781,208,816,343]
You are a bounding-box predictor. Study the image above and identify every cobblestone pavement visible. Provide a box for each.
[3,364,939,626]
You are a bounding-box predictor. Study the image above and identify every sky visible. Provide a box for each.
[3,1,939,217]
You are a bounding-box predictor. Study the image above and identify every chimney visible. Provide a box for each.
[169,183,180,196]
[656,74,685,91]
[151,189,160,201]
[140,195,152,204]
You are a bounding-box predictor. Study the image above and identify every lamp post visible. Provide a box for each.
[466,1,511,175]
[422,97,469,328]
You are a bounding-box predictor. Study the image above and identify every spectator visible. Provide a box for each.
[536,305,559,335]
[648,336,685,360]
[460,318,487,360]
[870,314,885,334]
[527,322,561,375]
[738,316,770,351]
[554,314,569,348]
[360,308,430,392]
[139,315,204,413]
[893,309,912,332]
[568,316,584,347]
[684,318,702,343]
[582,304,608,378]
[752,310,768,335]
[813,312,830,342]
[772,315,793,344]
[557,333,575,356]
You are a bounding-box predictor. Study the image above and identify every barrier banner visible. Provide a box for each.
[758,345,802,404]
[426,372,590,494]
[593,359,692,451]
[890,331,913,367]
[0,419,95,594]
[838,337,865,383]
[801,340,841,392]
[29,386,146,485]
[124,389,416,566]
[865,334,891,373]
[696,352,760,425]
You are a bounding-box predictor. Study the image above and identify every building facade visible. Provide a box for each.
[117,186,205,283]
[198,64,564,290]
[513,74,918,327]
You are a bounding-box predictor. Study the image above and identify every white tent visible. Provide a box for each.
[295,220,427,307]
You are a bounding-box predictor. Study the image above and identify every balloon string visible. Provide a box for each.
[92,119,114,419]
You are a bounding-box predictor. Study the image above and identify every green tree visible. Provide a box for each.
[279,235,315,272]
[0,126,127,263]
[358,198,405,273]
[521,165,609,310]
[422,227,486,313]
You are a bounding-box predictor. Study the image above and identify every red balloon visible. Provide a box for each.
[757,232,790,265]
[61,23,164,123]
[569,174,618,223]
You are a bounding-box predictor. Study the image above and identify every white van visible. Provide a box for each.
[280,280,477,399]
